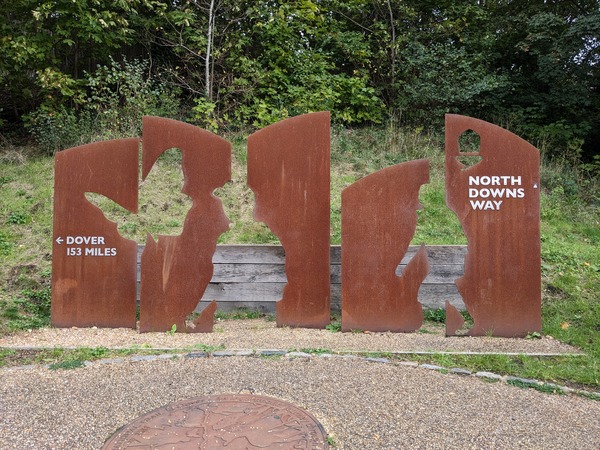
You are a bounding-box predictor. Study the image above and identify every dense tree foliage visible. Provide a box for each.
[0,0,598,159]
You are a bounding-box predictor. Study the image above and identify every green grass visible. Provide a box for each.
[0,346,181,369]
[393,352,596,389]
[215,308,275,321]
[1,124,599,390]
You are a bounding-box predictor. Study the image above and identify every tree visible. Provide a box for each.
[481,0,600,159]
[0,0,158,123]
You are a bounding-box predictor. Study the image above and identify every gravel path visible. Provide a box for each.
[1,321,596,449]
[0,319,581,355]
[1,356,599,449]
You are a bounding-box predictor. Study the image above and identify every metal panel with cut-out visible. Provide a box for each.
[51,139,139,328]
[247,112,331,328]
[445,114,541,337]
[341,160,430,332]
[138,117,231,333]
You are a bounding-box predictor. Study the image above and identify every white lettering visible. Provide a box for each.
[469,175,523,186]
[84,247,117,256]
[467,175,526,207]
[470,200,503,210]
[66,247,82,256]
[470,200,486,210]
[65,236,106,245]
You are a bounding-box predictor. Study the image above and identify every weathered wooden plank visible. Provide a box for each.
[137,265,466,285]
[210,264,288,283]
[196,284,464,312]
[202,282,286,303]
[137,244,467,265]
[199,283,463,304]
[205,263,463,284]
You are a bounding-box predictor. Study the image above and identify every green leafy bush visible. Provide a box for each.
[25,58,181,153]
[0,232,13,255]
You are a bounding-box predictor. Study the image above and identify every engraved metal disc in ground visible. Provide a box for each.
[102,394,329,449]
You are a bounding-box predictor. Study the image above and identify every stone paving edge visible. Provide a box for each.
[2,347,599,400]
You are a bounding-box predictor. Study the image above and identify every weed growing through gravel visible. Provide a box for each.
[0,348,17,367]
[49,360,86,370]
[325,322,341,333]
[188,343,226,353]
[506,378,567,395]
[299,348,333,355]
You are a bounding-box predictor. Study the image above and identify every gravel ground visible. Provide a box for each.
[1,356,599,449]
[0,319,581,355]
[1,320,596,449]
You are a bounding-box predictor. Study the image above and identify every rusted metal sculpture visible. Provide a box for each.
[247,112,331,328]
[444,299,465,336]
[51,139,139,328]
[138,117,231,333]
[445,114,541,337]
[102,395,329,449]
[341,160,430,332]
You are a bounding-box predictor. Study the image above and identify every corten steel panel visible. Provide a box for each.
[138,117,231,333]
[51,139,139,328]
[247,112,331,328]
[341,160,430,332]
[445,114,541,337]
[445,300,465,336]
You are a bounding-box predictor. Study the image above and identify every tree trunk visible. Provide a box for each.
[206,0,216,101]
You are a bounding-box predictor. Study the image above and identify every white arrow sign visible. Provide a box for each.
[56,237,64,245]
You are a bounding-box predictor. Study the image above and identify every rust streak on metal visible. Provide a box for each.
[139,117,230,333]
[51,139,139,328]
[247,112,331,328]
[341,160,430,332]
[445,114,541,337]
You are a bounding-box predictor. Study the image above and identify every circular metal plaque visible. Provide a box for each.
[103,394,329,449]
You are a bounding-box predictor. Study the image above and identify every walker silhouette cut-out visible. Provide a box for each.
[341,160,430,332]
[51,139,139,328]
[248,112,331,329]
[138,117,230,333]
[445,114,541,337]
